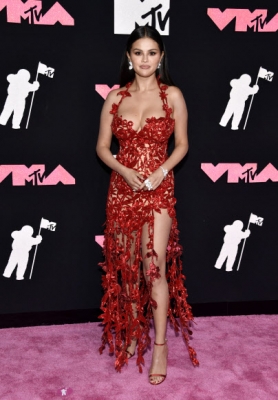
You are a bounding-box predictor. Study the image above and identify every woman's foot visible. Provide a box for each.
[149,340,168,385]
[126,338,137,359]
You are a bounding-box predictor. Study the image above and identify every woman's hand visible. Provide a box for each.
[139,167,164,191]
[121,167,144,191]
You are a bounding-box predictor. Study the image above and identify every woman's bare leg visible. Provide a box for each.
[142,209,172,383]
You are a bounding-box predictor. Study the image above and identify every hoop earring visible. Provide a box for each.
[128,60,133,70]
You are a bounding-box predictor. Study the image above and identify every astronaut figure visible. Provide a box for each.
[219,74,259,130]
[0,69,40,129]
[3,226,42,280]
[214,220,250,272]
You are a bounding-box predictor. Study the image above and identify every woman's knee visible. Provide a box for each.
[143,262,167,283]
[152,274,167,286]
[143,255,166,270]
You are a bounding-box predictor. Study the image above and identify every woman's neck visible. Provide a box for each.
[131,74,159,92]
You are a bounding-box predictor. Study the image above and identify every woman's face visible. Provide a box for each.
[127,37,163,78]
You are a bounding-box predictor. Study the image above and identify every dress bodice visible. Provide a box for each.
[110,79,175,174]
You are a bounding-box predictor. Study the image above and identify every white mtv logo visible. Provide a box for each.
[114,0,170,35]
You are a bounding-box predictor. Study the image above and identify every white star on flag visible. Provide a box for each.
[61,388,67,395]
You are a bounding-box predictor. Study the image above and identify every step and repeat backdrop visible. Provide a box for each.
[0,0,277,315]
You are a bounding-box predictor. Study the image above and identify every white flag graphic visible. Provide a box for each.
[26,62,55,128]
[29,217,57,278]
[258,67,274,82]
[37,62,55,78]
[249,213,264,226]
[237,212,264,271]
[243,66,274,129]
[40,218,57,231]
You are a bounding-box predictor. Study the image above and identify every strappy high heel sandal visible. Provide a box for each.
[126,349,135,359]
[125,338,137,359]
[149,339,168,385]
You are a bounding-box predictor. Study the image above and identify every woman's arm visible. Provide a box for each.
[96,90,126,175]
[96,90,144,190]
[139,86,189,190]
[161,86,189,172]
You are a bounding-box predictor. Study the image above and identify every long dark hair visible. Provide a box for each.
[119,26,174,87]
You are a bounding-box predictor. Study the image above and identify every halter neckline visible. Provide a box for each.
[110,77,173,133]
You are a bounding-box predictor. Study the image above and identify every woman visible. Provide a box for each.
[96,26,198,385]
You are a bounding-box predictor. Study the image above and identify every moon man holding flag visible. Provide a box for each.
[0,69,39,129]
[3,226,42,280]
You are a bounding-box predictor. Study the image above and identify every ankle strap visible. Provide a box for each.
[154,339,167,346]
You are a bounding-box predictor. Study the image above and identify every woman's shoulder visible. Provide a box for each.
[106,86,126,102]
[165,85,183,97]
[107,87,126,100]
[165,85,185,105]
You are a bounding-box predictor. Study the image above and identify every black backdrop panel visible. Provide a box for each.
[0,0,277,314]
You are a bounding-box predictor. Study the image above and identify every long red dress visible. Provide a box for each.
[99,79,199,372]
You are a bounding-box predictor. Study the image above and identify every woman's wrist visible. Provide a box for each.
[115,163,127,177]
[160,165,168,179]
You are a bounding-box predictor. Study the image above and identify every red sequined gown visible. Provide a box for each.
[99,79,198,372]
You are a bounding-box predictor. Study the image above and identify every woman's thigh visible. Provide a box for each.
[141,209,172,277]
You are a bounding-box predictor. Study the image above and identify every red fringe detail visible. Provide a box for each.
[98,79,199,372]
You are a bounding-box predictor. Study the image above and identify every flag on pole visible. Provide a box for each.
[249,213,264,226]
[237,212,264,271]
[40,217,57,231]
[29,217,56,279]
[258,67,274,82]
[243,66,274,130]
[37,62,55,78]
[26,61,54,128]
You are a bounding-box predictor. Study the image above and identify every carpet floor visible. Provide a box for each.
[0,315,277,400]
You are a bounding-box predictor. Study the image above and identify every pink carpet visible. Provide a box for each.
[0,315,277,400]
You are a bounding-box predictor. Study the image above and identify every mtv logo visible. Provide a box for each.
[265,72,274,81]
[45,68,55,78]
[48,223,56,231]
[0,0,74,25]
[114,0,170,35]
